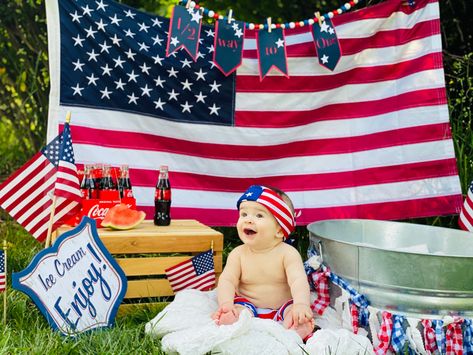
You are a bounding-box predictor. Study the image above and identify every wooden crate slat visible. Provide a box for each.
[125,279,174,298]
[101,235,222,254]
[116,254,223,276]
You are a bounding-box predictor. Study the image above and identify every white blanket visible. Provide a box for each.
[145,289,374,354]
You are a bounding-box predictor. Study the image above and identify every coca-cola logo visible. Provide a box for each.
[88,204,109,219]
[87,203,135,219]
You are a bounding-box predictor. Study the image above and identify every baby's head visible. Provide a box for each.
[236,185,295,249]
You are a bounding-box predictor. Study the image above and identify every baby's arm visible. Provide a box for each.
[284,247,313,327]
[212,247,242,325]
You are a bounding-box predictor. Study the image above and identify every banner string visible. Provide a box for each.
[181,0,363,31]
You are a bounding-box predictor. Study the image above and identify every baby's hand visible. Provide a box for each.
[212,303,239,325]
[287,303,313,328]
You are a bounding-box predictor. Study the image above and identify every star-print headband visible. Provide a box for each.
[236,185,295,239]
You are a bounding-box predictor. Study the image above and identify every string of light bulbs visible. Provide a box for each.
[180,0,364,30]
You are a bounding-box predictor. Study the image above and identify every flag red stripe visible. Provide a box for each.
[171,271,215,291]
[70,123,451,161]
[0,155,52,205]
[130,159,459,192]
[2,169,55,218]
[235,88,447,128]
[460,197,473,228]
[143,195,462,226]
[243,20,440,58]
[167,266,194,282]
[236,53,441,93]
[332,0,437,26]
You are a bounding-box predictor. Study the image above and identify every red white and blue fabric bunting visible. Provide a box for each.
[214,19,245,76]
[166,5,202,61]
[256,28,289,80]
[463,319,473,353]
[350,302,359,334]
[374,312,393,355]
[422,319,438,353]
[445,317,463,355]
[309,268,331,315]
[311,18,341,71]
[435,319,446,354]
[391,315,407,353]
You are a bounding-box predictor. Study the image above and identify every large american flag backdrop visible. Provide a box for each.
[45,0,462,226]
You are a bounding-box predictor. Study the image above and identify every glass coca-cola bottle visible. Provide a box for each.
[154,165,171,226]
[93,163,103,191]
[100,164,119,199]
[118,164,134,199]
[80,164,94,199]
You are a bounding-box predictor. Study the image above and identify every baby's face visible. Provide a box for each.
[237,201,283,251]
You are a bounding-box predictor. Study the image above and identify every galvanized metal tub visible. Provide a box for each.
[307,219,473,318]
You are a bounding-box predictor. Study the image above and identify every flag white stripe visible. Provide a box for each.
[74,140,455,177]
[241,3,439,50]
[132,176,461,209]
[0,155,50,202]
[172,270,214,290]
[16,194,52,224]
[2,167,54,211]
[236,69,445,111]
[239,36,442,76]
[9,174,56,217]
[33,199,80,238]
[49,104,450,145]
[460,212,473,232]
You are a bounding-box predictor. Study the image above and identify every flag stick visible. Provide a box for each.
[44,111,72,248]
[3,240,7,325]
[44,195,57,249]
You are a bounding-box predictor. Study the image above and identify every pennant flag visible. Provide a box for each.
[459,181,473,232]
[45,0,462,226]
[311,18,341,71]
[214,19,245,76]
[165,249,216,292]
[166,5,202,61]
[0,250,5,293]
[0,122,81,242]
[256,27,289,80]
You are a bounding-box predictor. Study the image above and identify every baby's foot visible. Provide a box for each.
[217,309,239,325]
[293,319,315,341]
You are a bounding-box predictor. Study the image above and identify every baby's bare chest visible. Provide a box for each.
[240,253,287,284]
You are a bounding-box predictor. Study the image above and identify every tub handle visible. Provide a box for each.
[318,241,324,263]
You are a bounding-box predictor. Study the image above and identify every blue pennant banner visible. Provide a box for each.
[214,19,245,76]
[256,28,289,80]
[311,18,341,71]
[166,5,202,61]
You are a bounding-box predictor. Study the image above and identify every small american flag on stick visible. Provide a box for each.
[459,181,473,232]
[0,250,6,293]
[165,249,216,293]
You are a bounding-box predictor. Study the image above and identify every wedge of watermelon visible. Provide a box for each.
[101,203,146,230]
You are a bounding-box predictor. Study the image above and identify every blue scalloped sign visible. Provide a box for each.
[12,216,127,336]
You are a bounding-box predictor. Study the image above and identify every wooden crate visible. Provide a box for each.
[54,219,223,313]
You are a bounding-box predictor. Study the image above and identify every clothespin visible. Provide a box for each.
[314,11,322,24]
[227,9,233,24]
[210,240,214,252]
[267,17,272,33]
[65,110,71,124]
[401,0,415,7]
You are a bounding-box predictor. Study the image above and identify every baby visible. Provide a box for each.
[212,185,314,340]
